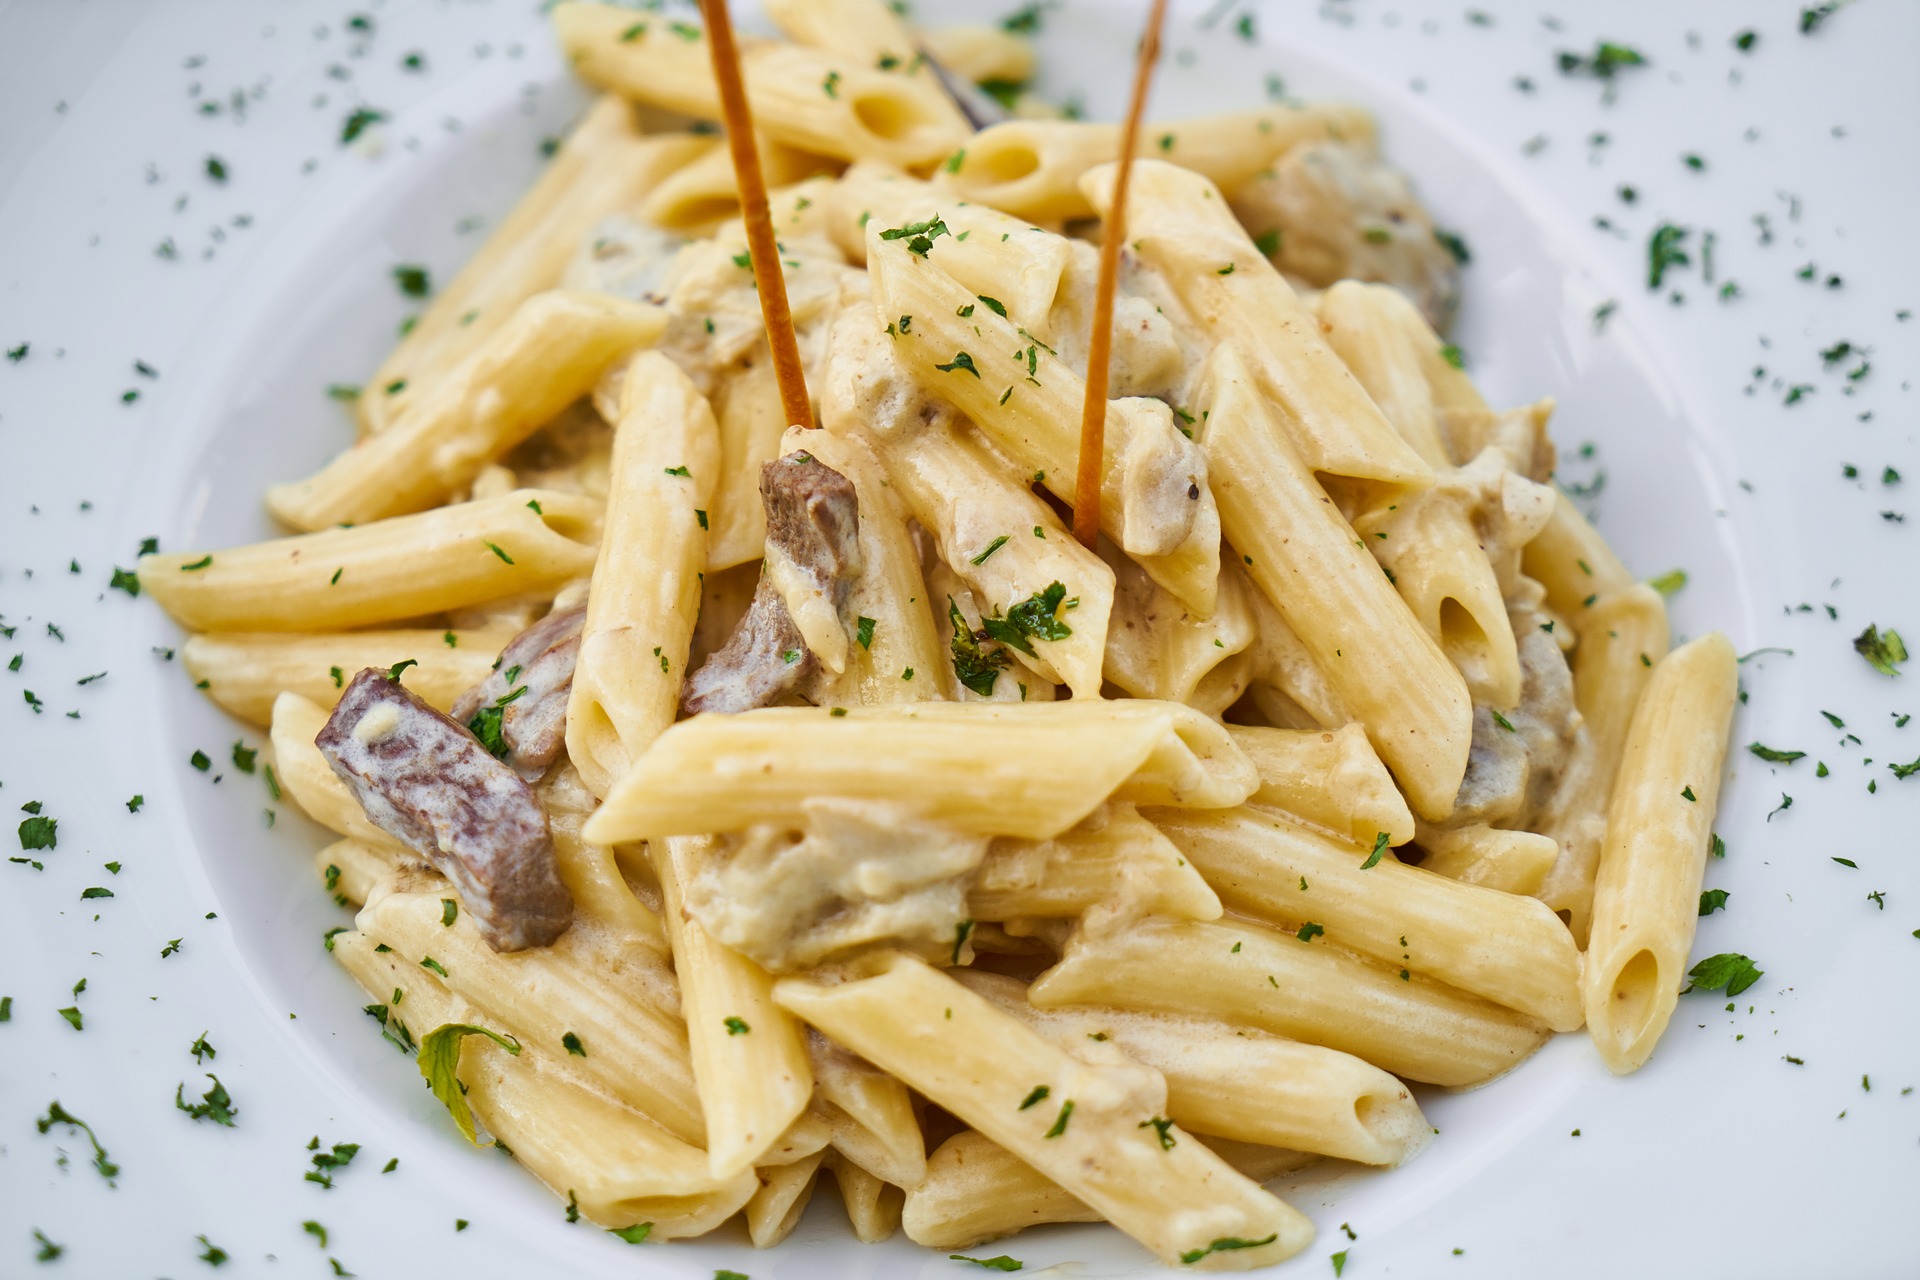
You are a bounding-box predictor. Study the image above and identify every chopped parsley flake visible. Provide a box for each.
[1687,952,1763,997]
[175,1075,238,1126]
[36,1102,118,1182]
[1180,1234,1280,1265]
[419,1025,521,1143]
[1854,624,1907,676]
[340,107,387,144]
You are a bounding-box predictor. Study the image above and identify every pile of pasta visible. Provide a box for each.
[139,1,1737,1270]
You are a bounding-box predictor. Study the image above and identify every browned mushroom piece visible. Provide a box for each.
[452,602,588,780]
[681,451,861,714]
[317,668,572,952]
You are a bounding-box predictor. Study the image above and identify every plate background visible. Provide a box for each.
[1,1,1916,1276]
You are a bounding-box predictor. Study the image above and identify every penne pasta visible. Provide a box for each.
[958,970,1430,1166]
[1029,915,1550,1087]
[744,1150,827,1247]
[1192,341,1471,820]
[939,106,1377,222]
[333,931,756,1238]
[361,100,706,435]
[269,292,663,531]
[140,490,600,633]
[969,803,1223,924]
[865,229,1221,614]
[1416,823,1559,897]
[1227,723,1416,848]
[1085,160,1430,489]
[554,3,970,169]
[564,353,718,798]
[183,627,511,726]
[917,26,1038,88]
[356,888,707,1144]
[776,953,1315,1269]
[584,699,1258,844]
[1583,633,1738,1074]
[1535,584,1671,941]
[653,837,814,1178]
[1150,806,1584,1030]
[823,1150,903,1244]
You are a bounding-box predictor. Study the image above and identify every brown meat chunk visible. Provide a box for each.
[1450,622,1580,827]
[318,668,572,951]
[452,603,587,780]
[682,451,860,715]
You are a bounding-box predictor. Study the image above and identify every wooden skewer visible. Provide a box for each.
[1072,0,1171,549]
[700,0,814,430]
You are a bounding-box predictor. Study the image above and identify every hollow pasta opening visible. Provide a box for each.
[1602,947,1662,1050]
[851,92,915,142]
[1438,596,1493,685]
[967,141,1041,185]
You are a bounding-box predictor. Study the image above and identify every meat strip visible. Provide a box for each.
[452,602,587,780]
[681,451,860,715]
[318,668,572,951]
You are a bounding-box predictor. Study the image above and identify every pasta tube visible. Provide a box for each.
[828,163,1073,332]
[969,804,1222,923]
[139,490,600,633]
[583,699,1258,844]
[183,627,511,725]
[1100,538,1257,713]
[941,106,1377,222]
[776,425,951,703]
[858,410,1113,699]
[1191,341,1471,821]
[1536,584,1671,942]
[865,231,1220,614]
[745,1150,826,1247]
[917,26,1037,87]
[1416,824,1559,898]
[824,1150,902,1244]
[564,353,718,798]
[901,1130,1313,1251]
[553,3,969,169]
[1583,632,1738,1074]
[332,931,753,1237]
[1149,806,1584,1030]
[1029,916,1549,1087]
[269,292,663,530]
[775,954,1315,1270]
[1084,160,1430,488]
[654,837,813,1178]
[357,889,707,1144]
[1226,724,1416,848]
[960,971,1429,1165]
[362,99,705,434]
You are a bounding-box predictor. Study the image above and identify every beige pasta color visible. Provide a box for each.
[1583,632,1739,1074]
[775,953,1315,1269]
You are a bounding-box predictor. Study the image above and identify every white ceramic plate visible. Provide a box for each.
[2,1,1916,1275]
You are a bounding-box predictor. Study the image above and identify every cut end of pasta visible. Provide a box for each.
[1352,1085,1433,1168]
[1588,946,1666,1074]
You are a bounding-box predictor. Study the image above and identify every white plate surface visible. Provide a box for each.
[1,1,1916,1276]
